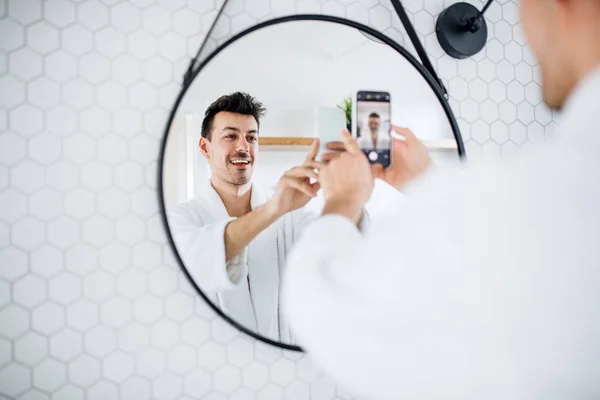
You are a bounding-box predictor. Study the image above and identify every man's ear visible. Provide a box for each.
[199,137,210,161]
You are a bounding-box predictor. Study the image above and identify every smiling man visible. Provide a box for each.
[167,92,367,343]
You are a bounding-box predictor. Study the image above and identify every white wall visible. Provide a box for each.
[0,0,557,399]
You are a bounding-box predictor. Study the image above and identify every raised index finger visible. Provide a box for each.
[304,138,320,163]
[340,129,361,155]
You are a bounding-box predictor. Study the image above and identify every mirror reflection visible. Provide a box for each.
[162,20,461,345]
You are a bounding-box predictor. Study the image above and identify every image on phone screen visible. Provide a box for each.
[356,91,391,168]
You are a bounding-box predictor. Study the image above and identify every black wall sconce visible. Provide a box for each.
[436,0,495,59]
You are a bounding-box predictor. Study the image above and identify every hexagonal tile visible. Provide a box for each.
[255,341,282,365]
[528,121,545,144]
[285,381,310,400]
[53,384,84,400]
[84,325,117,358]
[48,272,82,306]
[45,51,77,83]
[181,368,212,398]
[87,381,118,400]
[9,48,43,81]
[517,102,535,125]
[515,61,533,85]
[499,100,517,124]
[148,267,178,298]
[480,99,499,124]
[9,0,42,24]
[158,32,186,61]
[68,354,101,388]
[42,0,75,28]
[27,22,59,54]
[83,270,115,302]
[112,54,142,85]
[102,351,134,383]
[166,344,196,375]
[113,108,142,137]
[96,135,128,166]
[121,376,151,399]
[448,77,468,101]
[296,356,321,383]
[211,317,238,345]
[78,0,109,31]
[15,332,48,366]
[211,365,240,394]
[0,281,9,309]
[270,357,296,387]
[46,105,77,137]
[66,298,98,332]
[118,322,149,353]
[110,2,141,34]
[82,215,113,248]
[46,160,79,191]
[502,1,520,25]
[100,297,132,329]
[59,25,93,57]
[496,60,515,84]
[63,188,95,221]
[125,31,155,61]
[482,141,501,157]
[0,166,6,193]
[151,319,179,351]
[81,161,112,192]
[95,27,126,58]
[197,342,226,371]
[507,81,525,105]
[509,120,527,144]
[494,20,512,44]
[0,247,27,281]
[142,4,171,35]
[131,188,158,220]
[136,347,166,379]
[12,216,45,251]
[65,244,98,277]
[485,39,504,64]
[11,160,44,193]
[28,77,60,109]
[0,76,25,109]
[491,121,509,144]
[437,57,457,80]
[468,78,487,102]
[31,245,63,279]
[0,19,25,52]
[32,302,65,335]
[47,215,81,249]
[114,268,144,298]
[171,8,200,36]
[476,59,496,83]
[153,371,183,400]
[75,54,109,87]
[471,120,490,145]
[524,81,542,106]
[50,328,83,362]
[0,364,31,398]
[129,81,158,111]
[134,294,163,324]
[14,274,47,308]
[62,78,94,110]
[535,103,553,126]
[99,242,129,275]
[181,317,210,347]
[63,133,96,165]
[29,134,62,166]
[0,132,26,167]
[258,383,284,400]
[239,361,269,391]
[163,292,192,323]
[141,57,172,87]
[459,98,479,123]
[504,42,522,66]
[96,81,127,111]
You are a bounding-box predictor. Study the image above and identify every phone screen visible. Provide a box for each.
[356,91,391,168]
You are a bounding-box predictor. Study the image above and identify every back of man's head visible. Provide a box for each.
[520,0,600,110]
[201,92,266,141]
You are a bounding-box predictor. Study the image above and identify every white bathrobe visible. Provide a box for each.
[282,65,600,399]
[167,179,369,344]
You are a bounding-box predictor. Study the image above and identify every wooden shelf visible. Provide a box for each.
[259,137,458,152]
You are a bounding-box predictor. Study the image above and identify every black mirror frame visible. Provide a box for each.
[158,14,467,352]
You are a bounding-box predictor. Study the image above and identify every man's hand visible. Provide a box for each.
[266,139,322,218]
[371,126,433,191]
[320,130,374,224]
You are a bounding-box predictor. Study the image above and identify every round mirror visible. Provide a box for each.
[159,16,465,351]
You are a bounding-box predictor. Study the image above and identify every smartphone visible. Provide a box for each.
[316,106,346,162]
[355,91,392,168]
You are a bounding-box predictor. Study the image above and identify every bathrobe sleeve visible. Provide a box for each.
[167,204,249,293]
[281,156,600,400]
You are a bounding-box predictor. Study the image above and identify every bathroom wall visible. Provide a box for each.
[0,0,556,399]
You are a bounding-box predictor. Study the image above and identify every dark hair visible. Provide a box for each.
[369,112,380,119]
[201,92,266,141]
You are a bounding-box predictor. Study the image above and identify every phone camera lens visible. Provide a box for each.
[386,96,390,100]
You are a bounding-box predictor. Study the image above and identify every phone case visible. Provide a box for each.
[316,106,346,161]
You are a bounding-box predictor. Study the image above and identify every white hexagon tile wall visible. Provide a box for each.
[0,0,557,399]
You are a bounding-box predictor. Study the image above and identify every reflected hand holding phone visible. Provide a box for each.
[355,90,392,168]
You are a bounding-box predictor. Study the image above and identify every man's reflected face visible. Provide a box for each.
[203,111,258,186]
[368,116,380,133]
